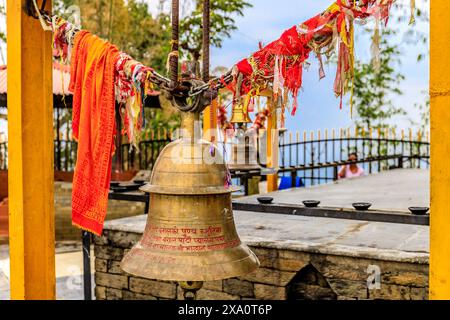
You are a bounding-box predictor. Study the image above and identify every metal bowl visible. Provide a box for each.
[408,207,429,215]
[110,181,121,187]
[133,179,147,186]
[257,197,274,204]
[110,186,128,193]
[120,183,143,191]
[352,202,372,211]
[302,200,320,208]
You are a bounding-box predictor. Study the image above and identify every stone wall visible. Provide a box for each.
[0,198,7,244]
[93,228,428,300]
[55,182,145,240]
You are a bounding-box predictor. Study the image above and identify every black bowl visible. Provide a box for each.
[110,181,121,187]
[408,207,429,215]
[133,179,147,185]
[257,197,274,204]
[110,186,127,193]
[303,200,320,208]
[120,183,142,191]
[352,202,372,211]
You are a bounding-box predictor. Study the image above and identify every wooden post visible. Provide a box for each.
[430,0,450,299]
[266,97,278,192]
[7,0,55,299]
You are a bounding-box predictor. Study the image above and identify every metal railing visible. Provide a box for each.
[121,135,172,171]
[54,139,78,171]
[278,128,430,187]
[0,140,78,172]
[0,136,173,173]
[0,128,431,188]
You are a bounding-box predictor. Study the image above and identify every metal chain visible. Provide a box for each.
[188,71,233,97]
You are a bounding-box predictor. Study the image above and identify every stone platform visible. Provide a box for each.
[94,204,429,299]
[252,169,429,212]
[91,169,429,300]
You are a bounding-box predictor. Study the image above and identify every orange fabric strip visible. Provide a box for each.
[69,31,120,236]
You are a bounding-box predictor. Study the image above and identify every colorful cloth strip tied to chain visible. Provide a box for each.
[232,0,396,117]
[115,52,154,150]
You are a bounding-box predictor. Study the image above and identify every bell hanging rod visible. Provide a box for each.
[169,0,180,88]
[202,0,210,83]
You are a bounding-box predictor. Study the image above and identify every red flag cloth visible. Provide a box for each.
[69,31,120,236]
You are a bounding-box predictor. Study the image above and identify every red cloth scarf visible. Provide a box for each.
[69,31,120,235]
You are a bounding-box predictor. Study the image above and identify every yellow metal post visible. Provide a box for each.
[266,97,278,192]
[203,99,218,142]
[7,0,55,299]
[430,0,450,300]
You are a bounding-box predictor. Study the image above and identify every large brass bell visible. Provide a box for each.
[121,113,260,281]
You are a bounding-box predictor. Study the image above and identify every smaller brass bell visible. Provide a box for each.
[230,103,251,124]
[228,125,261,171]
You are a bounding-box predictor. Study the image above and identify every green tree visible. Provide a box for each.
[54,0,176,141]
[350,1,429,135]
[409,93,430,133]
[171,0,252,60]
[54,0,252,135]
[55,0,169,72]
[56,0,252,70]
[0,1,5,64]
[352,29,406,134]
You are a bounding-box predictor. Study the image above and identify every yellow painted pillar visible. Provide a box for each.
[266,97,278,192]
[7,0,55,299]
[203,99,218,142]
[430,0,450,300]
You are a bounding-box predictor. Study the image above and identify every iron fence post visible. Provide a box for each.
[82,231,92,300]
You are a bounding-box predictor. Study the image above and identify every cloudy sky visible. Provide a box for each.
[0,0,429,138]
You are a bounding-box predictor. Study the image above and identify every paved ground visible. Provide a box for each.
[246,169,429,212]
[0,243,94,300]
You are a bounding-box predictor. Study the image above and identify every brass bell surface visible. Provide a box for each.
[230,103,251,124]
[121,113,259,281]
